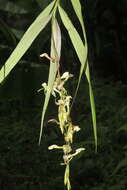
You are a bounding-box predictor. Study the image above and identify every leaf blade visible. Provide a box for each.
[39,18,61,144]
[70,0,97,151]
[58,6,86,69]
[0,0,55,84]
[85,62,97,151]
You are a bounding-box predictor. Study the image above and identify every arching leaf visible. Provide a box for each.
[0,0,55,84]
[39,17,61,144]
[58,6,86,70]
[70,0,97,151]
[85,62,97,151]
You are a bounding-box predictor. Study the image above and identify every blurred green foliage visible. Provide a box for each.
[1,76,127,189]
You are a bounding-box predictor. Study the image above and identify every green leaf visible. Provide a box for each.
[58,6,86,76]
[39,17,61,144]
[58,5,86,107]
[58,5,87,113]
[70,0,86,39]
[0,0,56,84]
[85,63,97,151]
[69,0,88,101]
[58,5,97,151]
[70,0,97,151]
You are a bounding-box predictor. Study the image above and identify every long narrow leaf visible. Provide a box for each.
[70,0,86,40]
[58,7,87,95]
[85,62,97,151]
[39,18,61,144]
[58,6,86,70]
[58,5,87,110]
[0,0,55,84]
[70,0,97,151]
[64,0,88,103]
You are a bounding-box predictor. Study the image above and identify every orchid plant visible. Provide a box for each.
[0,0,97,189]
[39,61,85,189]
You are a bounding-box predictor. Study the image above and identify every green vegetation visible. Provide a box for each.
[0,77,127,189]
[0,0,96,189]
[0,0,127,189]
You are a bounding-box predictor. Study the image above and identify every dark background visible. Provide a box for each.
[0,0,127,189]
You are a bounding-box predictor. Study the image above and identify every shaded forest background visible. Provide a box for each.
[0,0,127,190]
